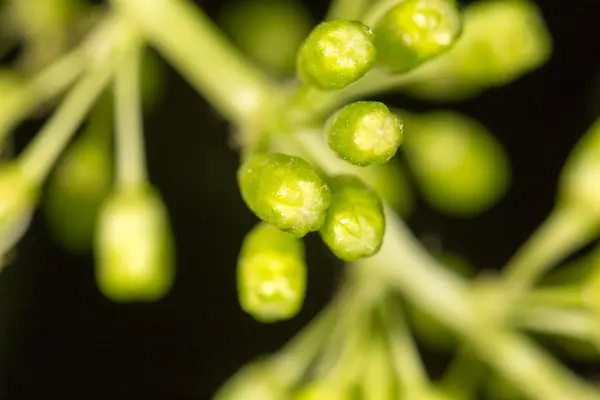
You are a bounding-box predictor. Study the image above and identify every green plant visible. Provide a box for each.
[1,0,600,399]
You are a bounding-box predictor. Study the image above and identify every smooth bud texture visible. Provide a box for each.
[559,118,600,217]
[297,20,376,90]
[404,111,510,216]
[238,153,331,237]
[237,223,306,323]
[319,175,385,261]
[0,162,38,256]
[94,186,175,302]
[373,0,461,73]
[326,101,403,167]
[44,134,112,253]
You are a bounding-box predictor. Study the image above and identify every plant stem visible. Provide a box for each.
[439,348,482,400]
[0,17,117,147]
[289,128,600,400]
[114,44,146,188]
[515,306,597,340]
[521,285,585,309]
[113,0,279,124]
[503,205,598,295]
[381,297,429,396]
[19,22,135,185]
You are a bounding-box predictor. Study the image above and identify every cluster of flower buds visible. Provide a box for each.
[236,0,464,322]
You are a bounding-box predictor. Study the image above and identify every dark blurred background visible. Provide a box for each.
[2,0,600,398]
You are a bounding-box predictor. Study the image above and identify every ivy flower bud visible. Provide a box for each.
[237,223,306,323]
[94,186,175,302]
[319,175,385,261]
[238,153,330,237]
[559,118,600,217]
[44,134,112,253]
[297,20,376,90]
[0,162,38,255]
[326,101,403,167]
[403,111,510,216]
[373,0,461,74]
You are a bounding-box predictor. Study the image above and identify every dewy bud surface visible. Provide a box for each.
[319,175,385,261]
[373,0,461,73]
[94,186,175,302]
[297,20,376,90]
[326,101,403,166]
[237,222,306,323]
[238,153,331,237]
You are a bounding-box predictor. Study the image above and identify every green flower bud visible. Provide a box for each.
[559,118,600,218]
[404,111,510,216]
[237,222,306,323]
[218,0,313,75]
[94,186,175,302]
[373,0,461,74]
[297,20,376,90]
[43,133,112,253]
[0,162,38,255]
[213,359,288,400]
[319,175,385,261]
[238,153,331,237]
[404,0,551,101]
[326,101,403,167]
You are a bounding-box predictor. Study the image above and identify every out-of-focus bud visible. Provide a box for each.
[405,0,551,101]
[403,111,510,217]
[94,186,175,302]
[357,162,415,218]
[218,0,313,76]
[319,175,385,261]
[326,101,404,167]
[238,153,331,238]
[559,118,600,218]
[213,359,288,400]
[373,0,461,74]
[0,162,38,256]
[297,20,376,90]
[43,132,111,253]
[237,222,306,323]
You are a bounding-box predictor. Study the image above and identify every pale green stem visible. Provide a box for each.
[19,22,135,184]
[439,349,482,400]
[515,306,597,340]
[363,0,406,26]
[325,0,373,21]
[113,0,279,124]
[114,44,146,188]
[503,205,598,295]
[380,297,429,396]
[288,129,600,400]
[0,17,117,147]
[521,285,585,309]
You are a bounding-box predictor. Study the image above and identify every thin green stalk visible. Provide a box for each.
[114,45,146,188]
[439,349,482,400]
[363,0,405,26]
[515,306,597,340]
[288,128,600,400]
[113,0,279,124]
[521,285,585,309]
[0,17,117,146]
[503,206,598,295]
[19,22,135,184]
[380,297,429,396]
